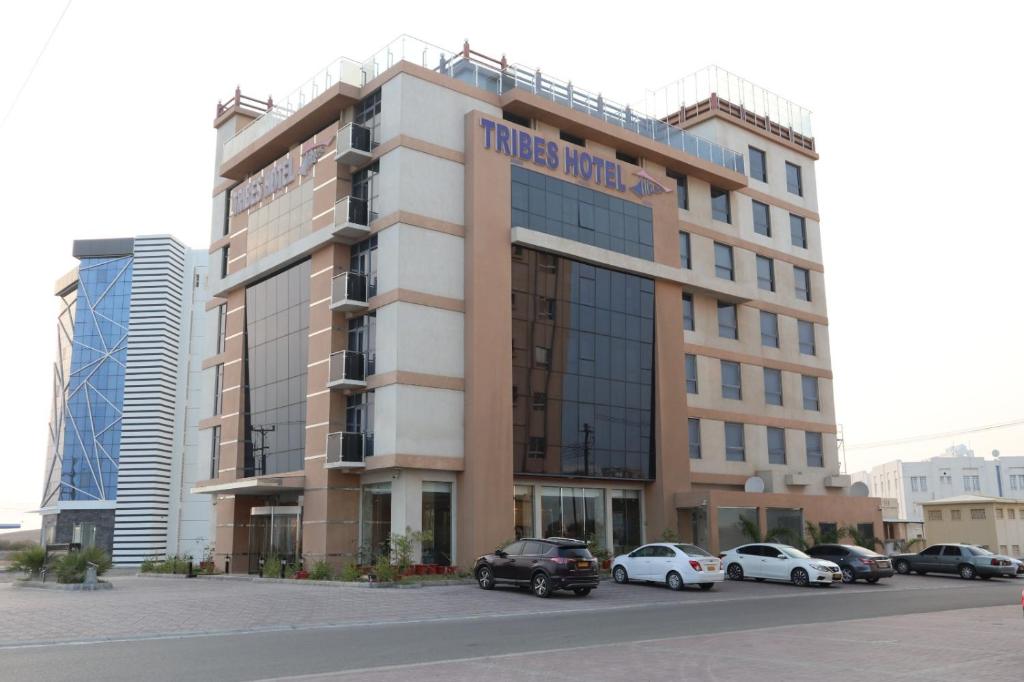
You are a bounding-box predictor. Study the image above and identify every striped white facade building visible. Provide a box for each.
[40,235,212,564]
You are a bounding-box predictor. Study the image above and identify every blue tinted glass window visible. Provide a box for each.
[511,166,654,261]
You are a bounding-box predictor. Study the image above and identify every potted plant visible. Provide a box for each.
[414,564,426,575]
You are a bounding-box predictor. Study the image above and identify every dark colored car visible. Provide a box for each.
[892,543,1018,580]
[475,537,600,598]
[807,544,895,584]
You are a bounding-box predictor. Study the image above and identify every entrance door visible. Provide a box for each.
[421,482,452,566]
[247,508,301,574]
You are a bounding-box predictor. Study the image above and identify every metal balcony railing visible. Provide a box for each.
[333,196,372,241]
[325,431,373,468]
[330,271,369,312]
[327,350,367,388]
[336,122,373,165]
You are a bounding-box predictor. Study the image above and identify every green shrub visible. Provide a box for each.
[140,556,159,573]
[372,556,397,582]
[11,546,48,575]
[140,554,189,574]
[80,546,112,576]
[339,562,362,582]
[308,560,332,581]
[52,548,113,583]
[262,553,283,577]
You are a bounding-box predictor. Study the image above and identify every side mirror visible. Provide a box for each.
[777,554,787,560]
[495,549,507,558]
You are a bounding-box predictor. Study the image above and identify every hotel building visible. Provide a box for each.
[40,237,211,564]
[195,36,881,571]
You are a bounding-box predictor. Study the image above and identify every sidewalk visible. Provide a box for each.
[262,604,1024,681]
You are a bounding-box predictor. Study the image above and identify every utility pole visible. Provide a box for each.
[580,422,593,476]
[249,425,276,476]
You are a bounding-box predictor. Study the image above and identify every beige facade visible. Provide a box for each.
[922,495,1024,556]
[193,38,881,572]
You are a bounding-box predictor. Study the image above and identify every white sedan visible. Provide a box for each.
[720,543,841,587]
[611,542,725,591]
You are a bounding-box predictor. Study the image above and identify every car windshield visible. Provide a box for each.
[675,544,711,557]
[781,547,810,559]
[557,547,593,558]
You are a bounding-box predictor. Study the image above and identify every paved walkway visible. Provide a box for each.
[255,605,1024,681]
[0,573,1017,647]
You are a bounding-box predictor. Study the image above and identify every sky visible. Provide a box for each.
[1,1,1022,529]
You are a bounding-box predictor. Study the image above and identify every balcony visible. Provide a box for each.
[327,350,367,389]
[333,196,372,241]
[335,122,373,165]
[325,431,373,469]
[330,271,369,313]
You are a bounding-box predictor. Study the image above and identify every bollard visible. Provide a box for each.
[258,557,265,577]
[279,558,286,579]
[225,557,230,575]
[186,559,196,579]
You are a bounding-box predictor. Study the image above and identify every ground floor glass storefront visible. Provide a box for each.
[514,483,644,555]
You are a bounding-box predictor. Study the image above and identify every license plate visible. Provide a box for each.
[577,561,591,569]
[878,561,890,568]
[832,573,841,580]
[706,563,718,571]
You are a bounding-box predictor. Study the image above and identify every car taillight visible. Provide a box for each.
[858,558,875,566]
[991,559,1001,566]
[550,557,570,565]
[689,560,703,571]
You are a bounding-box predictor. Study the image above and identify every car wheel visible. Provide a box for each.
[698,583,714,591]
[572,587,591,596]
[531,572,552,598]
[841,567,856,584]
[959,564,976,580]
[895,560,910,575]
[727,563,744,581]
[476,566,495,590]
[667,571,684,591]
[612,565,628,584]
[791,567,810,587]
[866,577,879,584]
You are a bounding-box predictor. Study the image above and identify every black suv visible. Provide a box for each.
[807,544,895,583]
[475,538,600,597]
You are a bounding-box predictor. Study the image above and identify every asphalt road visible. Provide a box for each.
[2,577,1021,681]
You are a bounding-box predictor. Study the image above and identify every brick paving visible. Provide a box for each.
[0,572,1003,647]
[263,604,1024,681]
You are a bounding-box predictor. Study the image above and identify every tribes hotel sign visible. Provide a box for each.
[480,118,670,199]
[230,134,336,216]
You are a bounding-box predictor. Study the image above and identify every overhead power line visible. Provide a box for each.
[0,0,73,130]
[845,418,1024,451]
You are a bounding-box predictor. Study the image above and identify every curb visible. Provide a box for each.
[12,580,114,591]
[134,572,475,588]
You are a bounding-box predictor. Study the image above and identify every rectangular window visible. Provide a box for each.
[757,255,775,292]
[685,354,698,394]
[528,436,546,458]
[683,294,695,331]
[721,360,742,400]
[503,110,531,127]
[667,170,688,210]
[711,187,731,223]
[688,418,701,459]
[541,486,606,542]
[209,425,221,479]
[798,320,816,355]
[950,509,962,520]
[749,146,767,183]
[212,364,224,416]
[790,214,807,249]
[996,508,1004,520]
[560,130,585,146]
[767,427,786,465]
[970,508,986,520]
[532,392,547,410]
[725,422,746,461]
[963,475,980,491]
[220,246,229,278]
[752,200,771,236]
[928,510,943,521]
[714,242,734,280]
[802,375,820,411]
[911,477,919,492]
[1008,509,1016,520]
[760,311,779,348]
[216,304,227,354]
[794,266,812,302]
[764,367,783,406]
[717,302,738,340]
[615,150,639,165]
[805,431,824,467]
[786,162,803,196]
[679,232,691,269]
[919,477,928,492]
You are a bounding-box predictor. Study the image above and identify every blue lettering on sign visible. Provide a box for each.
[479,117,644,195]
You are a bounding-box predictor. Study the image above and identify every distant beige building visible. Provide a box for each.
[921,495,1024,557]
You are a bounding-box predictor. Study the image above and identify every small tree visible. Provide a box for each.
[10,546,48,576]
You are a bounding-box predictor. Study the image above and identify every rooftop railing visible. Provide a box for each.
[641,65,813,140]
[221,35,746,176]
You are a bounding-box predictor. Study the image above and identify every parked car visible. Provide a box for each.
[806,544,895,584]
[891,543,1018,580]
[720,543,841,587]
[962,545,1024,578]
[475,537,600,597]
[611,542,724,591]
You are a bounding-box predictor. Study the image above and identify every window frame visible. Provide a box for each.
[688,418,702,459]
[679,231,691,269]
[717,301,738,340]
[802,375,820,411]
[760,310,779,348]
[749,146,767,183]
[805,431,824,467]
[794,266,812,302]
[683,294,695,332]
[725,422,746,461]
[786,162,803,196]
[757,255,775,292]
[798,320,816,355]
[711,186,731,223]
[685,354,698,395]
[752,200,771,237]
[714,242,735,281]
[789,213,807,249]
[763,367,783,406]
[721,360,742,400]
[767,426,787,465]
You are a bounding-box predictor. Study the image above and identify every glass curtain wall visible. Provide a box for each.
[514,485,534,539]
[421,482,452,566]
[360,482,391,563]
[244,260,310,476]
[611,489,642,554]
[766,508,803,544]
[540,486,606,543]
[718,507,758,552]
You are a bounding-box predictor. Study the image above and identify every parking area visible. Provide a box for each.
[2,572,1020,647]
